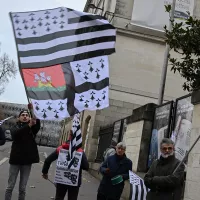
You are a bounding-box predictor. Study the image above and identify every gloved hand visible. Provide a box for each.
[42,174,48,180]
[28,103,33,110]
[104,168,110,175]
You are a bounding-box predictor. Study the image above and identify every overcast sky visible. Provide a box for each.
[0,0,87,104]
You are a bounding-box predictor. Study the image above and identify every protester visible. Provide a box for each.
[97,142,132,200]
[103,140,116,161]
[42,130,89,200]
[144,138,185,200]
[5,106,40,200]
[0,126,6,146]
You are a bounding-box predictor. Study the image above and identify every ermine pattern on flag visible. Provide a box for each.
[68,113,82,168]
[0,120,5,126]
[10,7,116,68]
[129,171,149,200]
[22,55,109,120]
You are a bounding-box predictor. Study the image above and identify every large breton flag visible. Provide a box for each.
[10,7,115,68]
[129,171,149,200]
[10,7,116,120]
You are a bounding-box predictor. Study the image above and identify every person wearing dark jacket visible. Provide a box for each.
[144,138,185,200]
[42,131,89,200]
[97,142,132,200]
[0,126,6,146]
[5,108,40,200]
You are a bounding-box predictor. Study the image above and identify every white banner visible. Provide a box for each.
[131,0,195,31]
[54,149,83,186]
[171,96,194,162]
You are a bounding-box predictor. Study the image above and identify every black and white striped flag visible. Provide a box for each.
[10,7,116,69]
[0,120,5,126]
[0,116,14,126]
[129,171,149,200]
[68,113,82,168]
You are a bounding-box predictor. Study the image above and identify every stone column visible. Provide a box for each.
[124,103,156,172]
[81,110,98,162]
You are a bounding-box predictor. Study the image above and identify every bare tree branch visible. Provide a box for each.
[0,49,18,95]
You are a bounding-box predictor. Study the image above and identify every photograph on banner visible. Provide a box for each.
[131,0,195,31]
[171,96,194,162]
[54,149,83,186]
[148,102,173,168]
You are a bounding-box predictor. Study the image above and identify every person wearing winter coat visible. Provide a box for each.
[42,131,89,200]
[5,108,40,200]
[97,142,132,200]
[144,138,185,200]
[0,126,6,146]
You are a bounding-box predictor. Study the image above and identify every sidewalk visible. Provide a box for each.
[79,171,100,199]
[0,144,123,199]
[0,144,100,200]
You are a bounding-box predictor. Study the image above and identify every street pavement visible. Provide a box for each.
[0,142,99,200]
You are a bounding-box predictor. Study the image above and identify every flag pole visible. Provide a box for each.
[47,178,56,187]
[9,13,35,118]
[173,134,200,174]
[157,0,176,105]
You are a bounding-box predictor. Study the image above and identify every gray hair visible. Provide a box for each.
[160,138,174,147]
[116,142,126,150]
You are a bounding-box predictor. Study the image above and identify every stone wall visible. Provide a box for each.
[184,91,200,200]
[59,117,73,144]
[124,103,156,172]
[92,98,140,138]
[124,121,144,171]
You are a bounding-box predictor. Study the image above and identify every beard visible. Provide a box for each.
[161,151,174,158]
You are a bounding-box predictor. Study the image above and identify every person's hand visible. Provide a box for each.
[105,168,110,174]
[28,103,33,110]
[31,118,36,125]
[28,118,36,127]
[42,174,48,180]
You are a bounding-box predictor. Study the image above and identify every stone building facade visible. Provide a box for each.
[60,1,200,199]
[60,0,198,160]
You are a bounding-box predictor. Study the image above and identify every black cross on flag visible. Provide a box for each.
[22,56,109,120]
[10,7,116,69]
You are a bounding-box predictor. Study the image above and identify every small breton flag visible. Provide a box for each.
[129,171,149,200]
[0,116,14,126]
[68,113,82,168]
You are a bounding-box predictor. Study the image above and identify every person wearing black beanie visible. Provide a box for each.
[5,105,40,200]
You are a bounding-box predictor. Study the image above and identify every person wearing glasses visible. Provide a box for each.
[144,138,185,200]
[5,106,40,200]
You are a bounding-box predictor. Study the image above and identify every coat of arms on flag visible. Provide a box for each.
[10,7,116,120]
